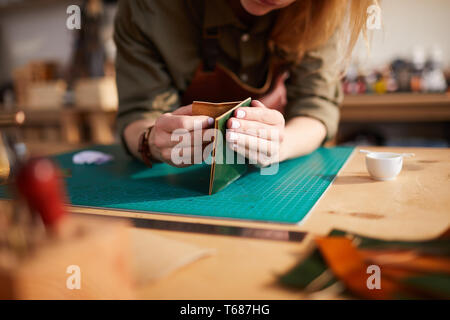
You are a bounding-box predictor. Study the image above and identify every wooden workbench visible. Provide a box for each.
[132,146,449,299]
[1,145,449,299]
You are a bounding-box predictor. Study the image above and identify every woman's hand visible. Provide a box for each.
[148,105,214,167]
[226,100,285,167]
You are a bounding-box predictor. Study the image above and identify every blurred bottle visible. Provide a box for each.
[67,0,107,85]
[391,59,411,92]
[422,46,447,93]
[0,91,14,182]
[0,135,10,184]
[343,63,359,95]
[373,72,387,94]
[365,71,377,93]
[383,67,398,93]
[356,75,367,94]
[410,46,426,93]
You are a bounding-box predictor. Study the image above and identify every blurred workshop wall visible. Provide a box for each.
[342,0,450,148]
[0,0,449,151]
[0,0,117,84]
[0,0,118,152]
[353,0,450,69]
[0,0,79,84]
[2,1,449,78]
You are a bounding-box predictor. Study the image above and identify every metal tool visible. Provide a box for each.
[130,217,306,242]
[0,110,67,260]
[0,110,30,256]
[16,157,67,233]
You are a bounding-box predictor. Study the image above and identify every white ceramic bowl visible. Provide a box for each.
[364,152,404,181]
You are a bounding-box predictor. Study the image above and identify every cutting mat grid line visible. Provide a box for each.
[275,160,324,217]
[0,145,354,224]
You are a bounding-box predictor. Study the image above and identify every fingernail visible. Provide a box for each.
[228,132,238,141]
[207,117,214,125]
[231,119,240,129]
[236,110,246,119]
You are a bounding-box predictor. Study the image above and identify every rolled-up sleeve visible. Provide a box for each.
[114,0,180,147]
[284,31,343,141]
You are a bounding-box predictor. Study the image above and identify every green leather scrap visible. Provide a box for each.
[330,230,450,255]
[400,273,450,299]
[279,249,338,291]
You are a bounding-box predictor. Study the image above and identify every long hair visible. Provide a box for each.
[270,0,377,64]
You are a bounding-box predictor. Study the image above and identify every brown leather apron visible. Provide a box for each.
[181,26,287,107]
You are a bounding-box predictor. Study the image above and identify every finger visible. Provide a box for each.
[251,99,267,109]
[171,104,192,115]
[157,114,214,132]
[227,118,282,141]
[169,128,216,148]
[226,131,278,156]
[234,103,284,126]
[228,142,277,168]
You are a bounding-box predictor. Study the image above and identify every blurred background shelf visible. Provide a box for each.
[17,108,116,145]
[6,92,450,149]
[341,93,450,122]
[338,94,450,147]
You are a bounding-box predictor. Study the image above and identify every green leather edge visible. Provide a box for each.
[210,97,251,194]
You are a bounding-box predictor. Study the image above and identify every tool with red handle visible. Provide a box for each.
[15,158,67,233]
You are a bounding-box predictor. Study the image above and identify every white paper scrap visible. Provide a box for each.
[72,151,114,165]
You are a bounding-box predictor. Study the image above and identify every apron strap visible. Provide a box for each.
[202,27,219,72]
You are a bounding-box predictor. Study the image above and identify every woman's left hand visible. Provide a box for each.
[226,100,285,167]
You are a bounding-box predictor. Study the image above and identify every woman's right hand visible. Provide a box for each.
[148,105,214,167]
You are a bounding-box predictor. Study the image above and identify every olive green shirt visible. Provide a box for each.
[114,0,343,144]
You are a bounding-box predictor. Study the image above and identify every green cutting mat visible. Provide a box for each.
[0,145,354,224]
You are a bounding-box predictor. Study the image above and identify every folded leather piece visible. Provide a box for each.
[192,97,251,194]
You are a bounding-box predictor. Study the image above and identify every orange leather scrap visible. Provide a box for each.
[315,237,403,299]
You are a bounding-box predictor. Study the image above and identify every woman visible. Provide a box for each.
[114,0,373,167]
